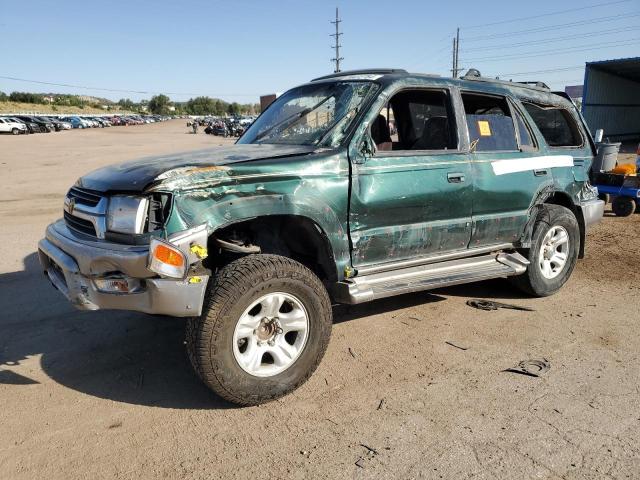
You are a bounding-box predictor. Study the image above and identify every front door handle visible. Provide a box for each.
[534,169,548,176]
[447,172,465,183]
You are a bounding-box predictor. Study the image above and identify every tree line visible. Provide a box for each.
[0,91,259,116]
[145,94,258,116]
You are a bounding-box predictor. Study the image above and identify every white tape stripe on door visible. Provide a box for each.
[491,155,574,175]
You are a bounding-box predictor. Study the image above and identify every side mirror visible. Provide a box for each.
[594,129,604,143]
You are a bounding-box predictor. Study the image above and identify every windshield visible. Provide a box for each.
[239,81,377,146]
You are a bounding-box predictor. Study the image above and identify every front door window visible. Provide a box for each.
[370,89,457,153]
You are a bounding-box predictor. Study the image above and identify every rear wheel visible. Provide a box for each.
[612,196,635,217]
[510,204,579,297]
[598,192,610,204]
[186,254,332,406]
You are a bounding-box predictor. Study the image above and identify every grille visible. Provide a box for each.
[64,210,96,236]
[68,186,103,207]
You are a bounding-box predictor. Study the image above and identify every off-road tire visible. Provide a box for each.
[510,204,579,297]
[598,192,610,204]
[612,196,635,217]
[186,254,332,406]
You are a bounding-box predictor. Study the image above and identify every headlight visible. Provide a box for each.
[107,196,149,234]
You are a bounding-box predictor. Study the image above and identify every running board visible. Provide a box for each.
[333,252,529,304]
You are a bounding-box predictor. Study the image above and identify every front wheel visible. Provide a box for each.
[11,128,19,135]
[510,204,579,297]
[186,254,332,406]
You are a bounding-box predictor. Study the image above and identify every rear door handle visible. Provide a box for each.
[534,169,548,176]
[447,172,465,183]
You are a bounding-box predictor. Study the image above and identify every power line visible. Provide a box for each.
[464,38,640,62]
[461,0,631,29]
[330,7,343,73]
[462,12,640,41]
[492,66,585,77]
[552,79,586,84]
[461,26,640,52]
[420,2,636,76]
[0,75,261,97]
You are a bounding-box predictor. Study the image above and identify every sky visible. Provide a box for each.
[1,0,639,103]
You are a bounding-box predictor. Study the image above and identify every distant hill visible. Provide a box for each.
[0,101,133,115]
[36,93,115,104]
[72,95,114,105]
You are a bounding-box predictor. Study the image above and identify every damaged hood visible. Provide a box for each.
[76,144,317,192]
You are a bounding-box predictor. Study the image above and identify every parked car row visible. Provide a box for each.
[200,116,256,137]
[0,114,171,135]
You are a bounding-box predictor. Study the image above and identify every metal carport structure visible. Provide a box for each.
[582,56,640,142]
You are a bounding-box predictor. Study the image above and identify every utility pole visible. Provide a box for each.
[451,28,461,78]
[455,27,460,77]
[330,7,343,73]
[451,36,456,78]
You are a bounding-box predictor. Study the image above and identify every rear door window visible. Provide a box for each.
[522,103,583,147]
[461,93,518,152]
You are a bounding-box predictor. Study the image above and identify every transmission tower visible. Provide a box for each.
[330,7,343,73]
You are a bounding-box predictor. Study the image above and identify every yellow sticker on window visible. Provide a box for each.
[478,120,492,136]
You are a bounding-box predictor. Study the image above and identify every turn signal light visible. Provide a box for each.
[149,238,187,278]
[154,244,185,267]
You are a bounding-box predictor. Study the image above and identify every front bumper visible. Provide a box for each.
[578,198,605,229]
[38,220,209,317]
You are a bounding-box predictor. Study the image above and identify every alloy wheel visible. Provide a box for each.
[538,225,569,280]
[232,292,309,377]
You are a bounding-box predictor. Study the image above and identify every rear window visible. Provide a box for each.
[522,103,583,147]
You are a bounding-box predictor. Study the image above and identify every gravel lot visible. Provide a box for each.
[1,120,639,479]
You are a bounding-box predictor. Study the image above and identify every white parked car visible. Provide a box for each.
[0,117,28,135]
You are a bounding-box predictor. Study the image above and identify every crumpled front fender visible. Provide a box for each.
[154,153,351,281]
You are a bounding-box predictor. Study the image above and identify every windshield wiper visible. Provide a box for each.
[252,95,333,143]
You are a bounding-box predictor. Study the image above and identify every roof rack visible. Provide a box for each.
[311,69,407,82]
[515,81,550,90]
[460,69,550,92]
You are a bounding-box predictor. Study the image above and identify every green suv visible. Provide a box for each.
[39,69,604,405]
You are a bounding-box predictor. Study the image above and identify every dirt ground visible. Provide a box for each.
[1,120,639,480]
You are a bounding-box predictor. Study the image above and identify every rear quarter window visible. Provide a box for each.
[522,102,583,148]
